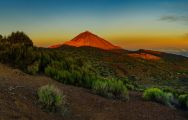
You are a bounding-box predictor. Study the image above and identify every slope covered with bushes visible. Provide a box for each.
[0,32,133,100]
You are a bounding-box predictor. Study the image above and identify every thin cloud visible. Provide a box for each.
[159,16,179,22]
[159,15,188,23]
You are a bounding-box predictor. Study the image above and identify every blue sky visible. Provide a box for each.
[0,0,188,51]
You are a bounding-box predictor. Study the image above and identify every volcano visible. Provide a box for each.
[49,31,121,50]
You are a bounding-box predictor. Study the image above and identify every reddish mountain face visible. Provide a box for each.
[49,31,121,50]
[48,44,62,48]
[128,53,161,60]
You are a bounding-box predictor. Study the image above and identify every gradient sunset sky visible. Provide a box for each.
[0,0,188,51]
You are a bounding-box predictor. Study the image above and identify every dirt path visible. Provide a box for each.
[0,64,187,120]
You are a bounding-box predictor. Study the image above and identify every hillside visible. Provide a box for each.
[58,46,188,91]
[0,63,187,120]
[48,31,188,91]
[1,31,188,90]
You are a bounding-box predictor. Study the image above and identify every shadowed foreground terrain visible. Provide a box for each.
[0,63,187,120]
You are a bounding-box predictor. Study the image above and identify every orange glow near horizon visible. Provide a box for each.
[32,32,188,50]
[110,36,188,50]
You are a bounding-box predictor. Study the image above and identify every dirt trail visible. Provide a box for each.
[0,64,187,120]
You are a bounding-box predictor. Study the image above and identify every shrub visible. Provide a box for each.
[0,34,2,40]
[71,70,82,85]
[120,77,139,91]
[79,69,96,88]
[161,92,174,106]
[178,94,188,109]
[92,79,108,96]
[27,61,40,75]
[125,84,135,90]
[162,87,185,98]
[7,31,33,46]
[143,88,174,106]
[143,88,164,101]
[38,84,64,112]
[57,70,73,84]
[92,79,129,100]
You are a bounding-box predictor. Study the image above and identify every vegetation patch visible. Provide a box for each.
[27,61,40,75]
[143,88,174,106]
[178,94,188,109]
[38,84,66,112]
[44,60,96,88]
[92,79,129,100]
[120,77,141,91]
[143,87,188,109]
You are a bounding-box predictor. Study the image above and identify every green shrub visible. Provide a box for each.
[38,84,64,112]
[71,70,83,85]
[161,92,174,106]
[44,66,56,77]
[125,84,135,90]
[162,87,185,98]
[92,79,108,96]
[178,94,188,109]
[92,79,129,100]
[143,88,164,101]
[27,61,40,75]
[120,77,139,91]
[143,88,174,106]
[79,69,96,88]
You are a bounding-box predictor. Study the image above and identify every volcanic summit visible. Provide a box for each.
[49,31,121,50]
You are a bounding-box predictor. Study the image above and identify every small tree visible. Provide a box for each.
[7,31,33,46]
[0,34,2,40]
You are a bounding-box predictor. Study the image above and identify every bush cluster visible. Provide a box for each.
[143,88,174,106]
[0,32,42,71]
[44,60,96,88]
[38,84,65,112]
[143,87,188,109]
[178,94,188,109]
[92,79,129,100]
[120,77,139,90]
[0,32,96,83]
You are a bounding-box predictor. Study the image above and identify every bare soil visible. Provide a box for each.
[0,64,187,120]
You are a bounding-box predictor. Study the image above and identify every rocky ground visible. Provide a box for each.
[0,64,187,120]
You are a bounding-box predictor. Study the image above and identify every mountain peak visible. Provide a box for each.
[49,31,121,50]
[83,30,92,34]
[72,31,99,40]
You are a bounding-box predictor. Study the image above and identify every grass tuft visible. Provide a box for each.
[38,84,65,112]
[92,79,129,100]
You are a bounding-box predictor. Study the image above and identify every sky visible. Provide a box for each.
[0,0,188,53]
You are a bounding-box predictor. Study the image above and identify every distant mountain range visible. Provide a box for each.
[49,31,188,57]
[158,49,188,57]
